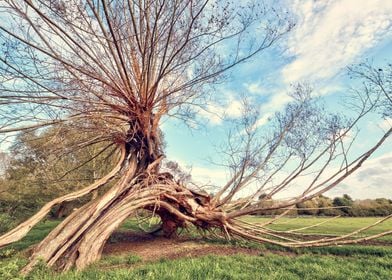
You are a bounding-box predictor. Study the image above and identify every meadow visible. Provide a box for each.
[0,216,391,279]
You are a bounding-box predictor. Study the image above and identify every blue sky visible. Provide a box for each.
[0,0,390,200]
[162,0,392,199]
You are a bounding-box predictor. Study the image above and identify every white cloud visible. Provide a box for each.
[198,95,243,125]
[260,91,292,113]
[326,152,392,199]
[254,0,392,122]
[253,113,272,129]
[167,157,228,189]
[244,82,265,95]
[379,118,392,131]
[170,148,392,200]
[314,84,343,97]
[251,91,291,130]
[226,99,243,118]
[198,102,225,125]
[191,165,228,187]
[282,0,392,84]
[267,151,392,200]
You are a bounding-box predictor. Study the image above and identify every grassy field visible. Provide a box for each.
[242,216,392,242]
[0,216,391,279]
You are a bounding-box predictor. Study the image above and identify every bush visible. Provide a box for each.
[0,259,23,280]
[0,249,16,259]
[254,195,392,217]
[0,213,16,234]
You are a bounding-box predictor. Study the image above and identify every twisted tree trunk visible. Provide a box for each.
[22,163,224,272]
[14,121,223,273]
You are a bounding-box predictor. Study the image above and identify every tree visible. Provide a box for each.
[316,195,340,216]
[332,195,353,216]
[0,0,390,273]
[0,152,9,176]
[296,199,319,216]
[0,125,114,221]
[351,199,392,217]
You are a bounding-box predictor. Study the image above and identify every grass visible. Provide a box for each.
[2,253,391,280]
[0,220,61,252]
[1,216,391,279]
[242,216,392,242]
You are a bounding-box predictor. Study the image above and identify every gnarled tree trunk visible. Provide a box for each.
[16,121,224,272]
[22,163,224,272]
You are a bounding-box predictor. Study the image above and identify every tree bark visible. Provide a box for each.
[22,153,145,272]
[21,155,228,273]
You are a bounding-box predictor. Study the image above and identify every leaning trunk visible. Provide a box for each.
[22,152,140,272]
[21,150,229,273]
[22,118,167,272]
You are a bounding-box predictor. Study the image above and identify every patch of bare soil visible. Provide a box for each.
[102,231,391,264]
[102,231,273,261]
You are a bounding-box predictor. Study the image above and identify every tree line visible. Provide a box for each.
[254,194,392,217]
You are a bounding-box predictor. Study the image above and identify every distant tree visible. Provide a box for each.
[0,126,114,220]
[333,194,354,216]
[351,198,392,217]
[162,160,192,184]
[296,199,318,215]
[0,152,9,177]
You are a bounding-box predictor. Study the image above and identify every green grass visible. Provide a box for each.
[1,220,61,252]
[1,216,391,279]
[242,216,392,242]
[2,253,391,280]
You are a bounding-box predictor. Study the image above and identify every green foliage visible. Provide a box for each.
[243,216,392,242]
[255,195,392,217]
[351,198,392,217]
[0,248,16,259]
[296,245,392,257]
[27,259,53,279]
[0,213,17,234]
[332,194,354,215]
[0,125,116,221]
[296,200,319,215]
[0,258,24,280]
[0,220,61,253]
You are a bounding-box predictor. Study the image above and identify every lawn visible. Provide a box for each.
[242,216,392,242]
[0,216,391,279]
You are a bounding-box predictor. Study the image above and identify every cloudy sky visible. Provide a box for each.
[0,0,390,200]
[162,0,392,199]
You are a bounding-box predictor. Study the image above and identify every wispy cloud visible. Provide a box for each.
[379,118,392,132]
[243,82,265,95]
[198,93,243,125]
[253,0,392,122]
[282,0,392,84]
[191,165,228,187]
[168,158,228,188]
[185,152,392,200]
[326,152,392,199]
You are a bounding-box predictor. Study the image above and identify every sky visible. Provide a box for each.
[162,0,392,199]
[0,0,391,200]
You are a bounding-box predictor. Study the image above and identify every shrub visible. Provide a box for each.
[0,213,16,234]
